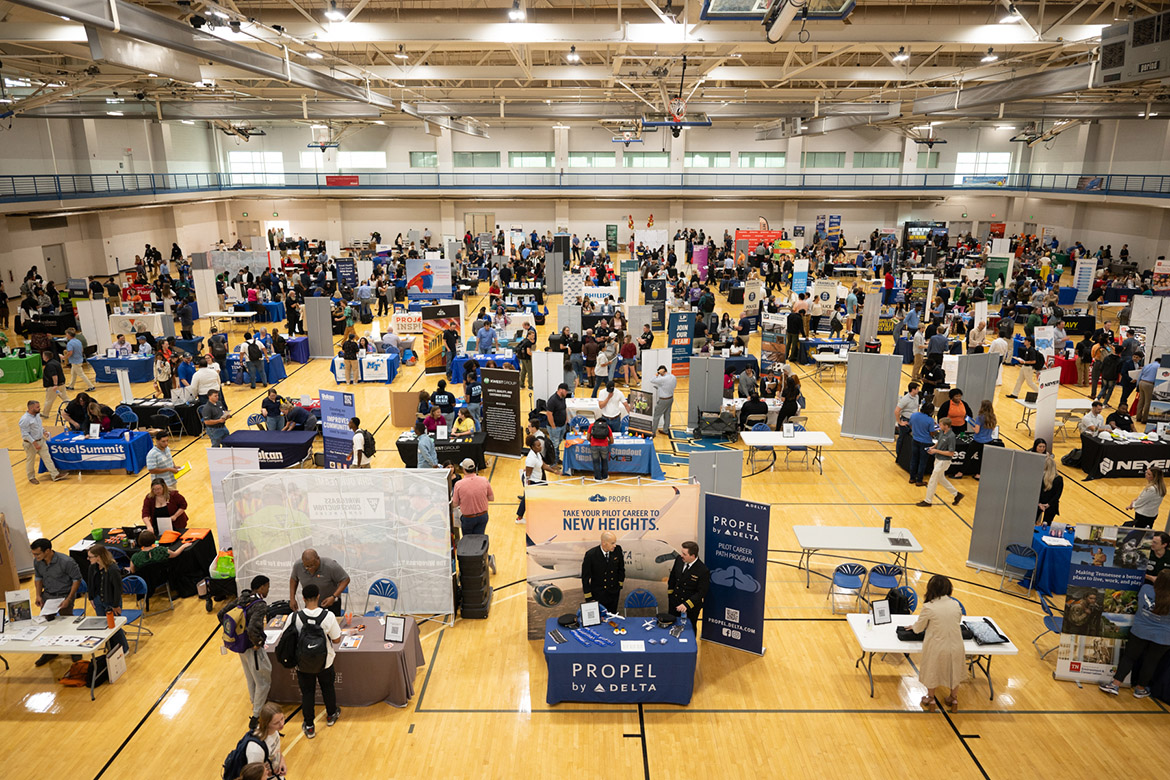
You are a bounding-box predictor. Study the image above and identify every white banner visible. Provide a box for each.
[582,285,621,303]
[1074,257,1098,304]
[360,354,389,381]
[226,469,454,616]
[1035,326,1056,363]
[1034,367,1062,451]
[391,311,423,335]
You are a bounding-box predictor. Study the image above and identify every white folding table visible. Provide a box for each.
[792,525,923,588]
[811,352,849,381]
[845,613,1019,699]
[1012,397,1093,433]
[724,397,785,428]
[205,310,258,334]
[0,616,128,700]
[741,429,833,474]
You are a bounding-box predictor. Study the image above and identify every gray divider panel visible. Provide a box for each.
[305,297,335,359]
[966,447,1046,574]
[840,352,903,442]
[688,356,727,431]
[955,352,1001,412]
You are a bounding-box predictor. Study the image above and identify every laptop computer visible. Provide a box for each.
[1024,392,1038,404]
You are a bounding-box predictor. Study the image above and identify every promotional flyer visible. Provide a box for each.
[524,482,700,639]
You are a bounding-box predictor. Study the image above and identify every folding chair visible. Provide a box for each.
[1000,543,1037,597]
[156,407,182,440]
[624,588,658,617]
[120,575,154,652]
[73,579,89,616]
[116,408,139,430]
[894,585,918,613]
[828,563,867,614]
[135,562,175,615]
[785,423,810,469]
[1033,594,1064,659]
[110,547,132,573]
[364,578,399,615]
[862,564,904,602]
[747,422,774,471]
[247,413,267,431]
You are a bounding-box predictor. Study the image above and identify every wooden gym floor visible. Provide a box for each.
[0,266,1164,780]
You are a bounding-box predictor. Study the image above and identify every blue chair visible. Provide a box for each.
[784,423,810,470]
[1000,543,1038,597]
[828,563,867,614]
[115,406,139,430]
[1033,594,1064,659]
[120,575,153,652]
[894,585,918,613]
[156,406,182,438]
[364,578,399,615]
[247,413,267,430]
[624,588,658,615]
[570,415,591,431]
[110,547,132,573]
[619,416,630,434]
[73,579,89,616]
[951,596,967,616]
[863,564,904,602]
[747,422,774,471]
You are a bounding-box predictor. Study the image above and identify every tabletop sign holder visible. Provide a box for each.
[580,601,601,627]
[871,599,891,626]
[782,423,795,438]
[88,423,101,439]
[384,615,405,643]
[106,348,117,358]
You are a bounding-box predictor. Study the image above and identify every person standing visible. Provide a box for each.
[451,458,494,536]
[63,328,95,390]
[289,549,350,617]
[201,389,232,447]
[1036,455,1064,525]
[1006,336,1043,399]
[85,543,129,655]
[284,584,342,739]
[347,417,371,468]
[667,541,709,629]
[581,532,625,615]
[218,575,272,731]
[650,365,677,436]
[544,383,569,464]
[1099,571,1170,699]
[29,538,82,666]
[442,323,460,378]
[146,431,180,488]
[911,323,927,381]
[261,389,283,432]
[517,330,536,390]
[918,417,964,507]
[242,702,287,777]
[245,336,268,390]
[785,307,805,363]
[1137,356,1161,424]
[20,400,62,484]
[415,421,437,468]
[1147,533,1170,584]
[586,416,614,481]
[1125,468,1166,529]
[340,333,360,385]
[515,435,546,524]
[190,357,224,408]
[41,350,69,419]
[911,574,966,712]
[895,382,921,430]
[907,400,935,488]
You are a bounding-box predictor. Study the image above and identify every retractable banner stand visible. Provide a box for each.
[523,481,700,638]
[421,303,461,375]
[985,255,1014,290]
[858,281,882,346]
[701,494,770,655]
[967,447,1046,574]
[320,389,355,469]
[693,245,710,281]
[563,272,584,304]
[227,469,454,617]
[620,259,639,300]
[1074,257,1098,304]
[335,257,358,289]
[482,367,523,458]
[533,350,564,405]
[668,311,695,376]
[1055,524,1155,684]
[74,299,112,353]
[1034,367,1062,451]
[406,255,452,300]
[645,279,667,329]
[840,353,903,442]
[1035,326,1056,365]
[192,267,219,322]
[792,257,809,295]
[742,281,764,330]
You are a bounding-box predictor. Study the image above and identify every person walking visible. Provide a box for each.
[544,383,569,464]
[283,584,341,739]
[918,417,964,507]
[907,400,935,488]
[1125,467,1166,529]
[63,328,96,390]
[1006,336,1044,399]
[242,702,287,778]
[20,400,62,484]
[1099,571,1170,699]
[41,350,69,418]
[649,365,677,436]
[515,435,545,524]
[153,351,173,399]
[218,575,272,731]
[911,575,966,712]
[452,458,494,536]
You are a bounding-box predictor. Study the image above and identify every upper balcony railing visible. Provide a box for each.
[0,170,1167,204]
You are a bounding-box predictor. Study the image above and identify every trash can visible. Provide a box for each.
[865,339,880,354]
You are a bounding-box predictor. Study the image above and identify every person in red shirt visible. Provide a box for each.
[619,334,639,385]
[884,270,895,305]
[587,419,615,480]
[452,458,494,536]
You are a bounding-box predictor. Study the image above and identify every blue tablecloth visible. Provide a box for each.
[469,266,491,281]
[226,353,287,385]
[1058,287,1078,306]
[1104,287,1141,304]
[330,353,399,383]
[152,301,199,320]
[174,336,204,356]
[220,430,316,469]
[89,355,155,383]
[894,337,914,364]
[451,353,520,384]
[233,301,285,323]
[286,337,310,363]
[724,355,759,376]
[562,435,666,480]
[44,430,152,473]
[543,617,696,705]
[1026,528,1076,596]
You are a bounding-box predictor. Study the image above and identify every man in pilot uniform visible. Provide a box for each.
[581,531,625,614]
[668,541,709,628]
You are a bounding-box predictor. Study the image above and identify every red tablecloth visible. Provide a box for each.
[1053,355,1079,385]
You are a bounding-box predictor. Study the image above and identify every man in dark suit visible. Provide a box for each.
[668,541,709,628]
[581,532,625,615]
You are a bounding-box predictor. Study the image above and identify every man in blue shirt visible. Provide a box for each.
[1137,357,1162,424]
[476,323,498,354]
[905,305,921,333]
[63,328,96,391]
[415,421,437,468]
[356,281,373,319]
[927,326,949,359]
[907,401,937,486]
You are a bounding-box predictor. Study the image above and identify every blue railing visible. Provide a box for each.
[0,170,1165,203]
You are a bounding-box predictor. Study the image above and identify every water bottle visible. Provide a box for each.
[373,604,383,618]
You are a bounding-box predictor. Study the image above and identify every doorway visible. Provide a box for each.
[464,212,494,237]
[1022,222,1038,237]
[40,243,67,284]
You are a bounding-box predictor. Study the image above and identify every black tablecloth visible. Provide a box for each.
[221,430,317,468]
[504,285,544,305]
[28,311,78,336]
[396,431,487,469]
[1079,433,1170,479]
[70,529,216,600]
[128,400,203,436]
[894,427,1003,477]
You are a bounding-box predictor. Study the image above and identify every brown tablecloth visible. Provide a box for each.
[266,616,424,707]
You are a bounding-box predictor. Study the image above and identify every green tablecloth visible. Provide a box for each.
[0,353,42,384]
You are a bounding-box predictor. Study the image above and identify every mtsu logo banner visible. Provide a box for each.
[701,493,770,655]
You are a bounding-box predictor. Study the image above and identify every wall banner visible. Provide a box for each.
[1055,524,1154,684]
[700,493,770,655]
[524,482,700,639]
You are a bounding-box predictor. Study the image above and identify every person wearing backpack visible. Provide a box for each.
[221,702,285,779]
[347,416,375,468]
[587,417,614,481]
[282,584,342,739]
[244,334,268,390]
[218,575,272,731]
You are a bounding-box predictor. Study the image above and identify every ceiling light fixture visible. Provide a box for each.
[982,47,999,63]
[0,98,13,104]
[566,45,581,63]
[996,125,1016,130]
[892,46,909,62]
[305,51,323,59]
[999,3,1022,23]
[508,0,526,22]
[324,1,346,22]
[311,124,328,129]
[180,120,196,124]
[373,120,385,125]
[106,111,123,116]
[912,125,933,130]
[394,45,409,60]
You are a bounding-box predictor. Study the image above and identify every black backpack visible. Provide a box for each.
[885,588,912,615]
[591,418,611,439]
[222,732,268,779]
[359,428,376,457]
[247,340,262,361]
[294,610,329,674]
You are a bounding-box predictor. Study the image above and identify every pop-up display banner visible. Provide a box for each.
[482,366,523,458]
[320,388,355,469]
[700,493,770,655]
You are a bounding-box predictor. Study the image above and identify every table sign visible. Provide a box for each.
[581,601,601,627]
[88,423,101,438]
[384,615,405,643]
[782,423,794,438]
[871,599,891,626]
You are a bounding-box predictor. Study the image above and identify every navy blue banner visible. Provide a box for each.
[700,493,770,655]
[668,311,694,375]
[319,388,355,468]
[644,279,667,329]
[336,257,358,288]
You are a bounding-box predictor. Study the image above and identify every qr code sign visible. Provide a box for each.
[725,607,740,623]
